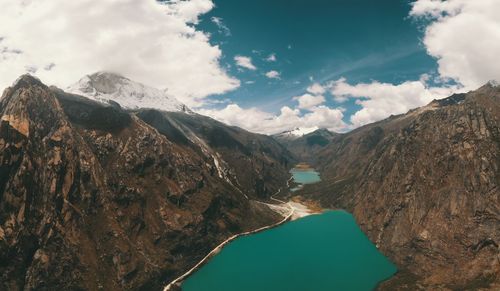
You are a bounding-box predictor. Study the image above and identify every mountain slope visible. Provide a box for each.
[273,128,338,163]
[299,85,500,289]
[135,109,295,199]
[68,72,189,113]
[67,72,295,199]
[0,75,282,290]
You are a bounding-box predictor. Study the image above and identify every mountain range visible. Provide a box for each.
[0,74,498,290]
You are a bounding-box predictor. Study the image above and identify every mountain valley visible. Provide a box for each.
[0,74,499,290]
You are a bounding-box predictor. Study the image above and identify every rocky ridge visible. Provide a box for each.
[0,75,287,290]
[298,84,500,290]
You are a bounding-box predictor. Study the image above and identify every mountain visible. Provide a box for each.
[135,109,295,199]
[273,127,318,139]
[2,73,499,291]
[68,72,295,199]
[68,72,190,113]
[273,128,338,163]
[0,75,289,290]
[297,84,500,289]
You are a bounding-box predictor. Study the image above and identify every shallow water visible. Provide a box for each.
[182,211,397,291]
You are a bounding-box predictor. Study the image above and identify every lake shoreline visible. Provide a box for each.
[163,186,319,291]
[181,210,397,291]
[166,164,396,291]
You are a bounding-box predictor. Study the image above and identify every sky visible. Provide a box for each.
[1,0,500,134]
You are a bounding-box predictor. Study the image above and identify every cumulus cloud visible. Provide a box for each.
[198,104,346,135]
[306,82,325,95]
[0,0,239,107]
[265,70,280,79]
[410,0,500,89]
[234,55,257,70]
[322,0,500,129]
[330,77,457,126]
[204,1,500,133]
[293,93,325,110]
[266,53,276,62]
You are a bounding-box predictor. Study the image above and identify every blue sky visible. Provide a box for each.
[1,0,499,134]
[197,0,437,121]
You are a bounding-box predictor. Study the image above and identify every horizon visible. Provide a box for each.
[1,0,499,135]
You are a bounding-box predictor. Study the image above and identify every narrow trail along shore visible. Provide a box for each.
[164,185,297,291]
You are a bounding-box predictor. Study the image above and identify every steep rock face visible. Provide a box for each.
[0,76,281,291]
[300,87,500,289]
[273,128,337,163]
[135,109,295,199]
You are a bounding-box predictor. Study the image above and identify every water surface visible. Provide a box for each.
[183,210,396,291]
[290,167,321,191]
[290,168,321,184]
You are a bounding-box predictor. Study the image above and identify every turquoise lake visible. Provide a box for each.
[182,210,397,291]
[290,168,321,184]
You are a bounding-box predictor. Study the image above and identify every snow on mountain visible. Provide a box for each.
[274,127,318,139]
[67,72,190,112]
[487,80,499,87]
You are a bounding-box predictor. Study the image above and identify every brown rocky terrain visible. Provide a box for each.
[135,109,294,200]
[299,84,500,290]
[2,73,499,291]
[272,128,337,164]
[0,75,290,290]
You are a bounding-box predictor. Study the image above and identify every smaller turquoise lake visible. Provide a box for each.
[182,211,397,291]
[290,168,321,184]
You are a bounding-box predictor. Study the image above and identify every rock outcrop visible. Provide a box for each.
[299,85,500,289]
[0,75,285,290]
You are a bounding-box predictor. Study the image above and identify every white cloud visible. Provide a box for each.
[410,0,500,89]
[330,77,457,127]
[198,104,346,135]
[266,53,276,62]
[322,1,500,129]
[306,82,325,95]
[234,55,257,70]
[211,16,231,36]
[265,70,280,79]
[293,93,325,110]
[0,0,239,107]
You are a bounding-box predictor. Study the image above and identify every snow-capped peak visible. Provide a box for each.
[275,127,318,138]
[67,72,190,112]
[487,80,499,87]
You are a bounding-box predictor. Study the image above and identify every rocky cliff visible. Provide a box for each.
[135,109,294,200]
[0,75,285,290]
[299,84,500,290]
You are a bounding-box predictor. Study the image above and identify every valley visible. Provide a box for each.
[0,74,499,290]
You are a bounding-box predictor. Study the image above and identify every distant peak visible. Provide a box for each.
[475,80,500,93]
[487,80,499,87]
[89,71,127,80]
[275,127,318,137]
[12,74,44,89]
[67,72,190,113]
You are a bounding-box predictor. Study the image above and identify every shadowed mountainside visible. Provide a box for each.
[0,75,290,290]
[135,109,295,200]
